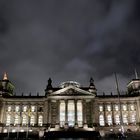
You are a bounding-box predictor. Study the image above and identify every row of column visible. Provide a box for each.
[47,100,88,127]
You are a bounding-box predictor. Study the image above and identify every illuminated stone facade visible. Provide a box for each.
[0,73,140,134]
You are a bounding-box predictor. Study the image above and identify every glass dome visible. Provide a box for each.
[60,81,80,88]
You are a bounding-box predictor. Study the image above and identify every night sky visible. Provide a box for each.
[0,0,140,95]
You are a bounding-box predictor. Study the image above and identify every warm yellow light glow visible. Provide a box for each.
[38,115,43,126]
[77,101,83,127]
[99,114,105,126]
[68,100,75,126]
[107,114,112,125]
[3,72,8,80]
[99,105,103,112]
[107,105,111,111]
[59,101,65,127]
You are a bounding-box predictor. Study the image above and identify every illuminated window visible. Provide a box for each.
[77,101,83,127]
[15,106,20,112]
[115,105,119,111]
[107,115,112,125]
[3,129,7,133]
[6,114,11,126]
[22,115,27,125]
[99,115,105,126]
[99,105,103,112]
[122,105,127,111]
[14,115,19,125]
[8,106,11,112]
[115,114,120,125]
[130,113,136,123]
[23,106,27,112]
[31,106,36,112]
[38,115,43,126]
[123,114,128,124]
[130,105,135,111]
[68,100,75,126]
[30,115,35,126]
[107,105,111,111]
[59,101,65,127]
[12,129,16,133]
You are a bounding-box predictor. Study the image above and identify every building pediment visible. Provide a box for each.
[49,85,95,97]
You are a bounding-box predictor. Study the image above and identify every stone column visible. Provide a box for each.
[65,100,68,127]
[43,101,48,125]
[103,103,106,126]
[90,100,93,127]
[0,101,6,124]
[136,99,140,130]
[75,100,77,127]
[111,103,115,126]
[48,100,51,127]
[55,100,60,128]
[83,100,87,128]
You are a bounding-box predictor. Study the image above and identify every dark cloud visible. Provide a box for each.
[0,0,139,95]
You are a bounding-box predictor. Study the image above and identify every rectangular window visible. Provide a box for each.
[7,106,11,112]
[123,114,128,124]
[107,105,111,111]
[130,105,135,111]
[14,115,19,125]
[31,106,36,112]
[38,115,43,126]
[115,105,119,111]
[23,106,27,112]
[131,113,136,123]
[122,105,127,111]
[30,115,35,126]
[99,105,103,112]
[107,115,112,125]
[6,114,11,126]
[22,115,27,125]
[15,106,20,112]
[99,114,105,126]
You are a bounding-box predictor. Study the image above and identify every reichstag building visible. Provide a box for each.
[0,72,140,134]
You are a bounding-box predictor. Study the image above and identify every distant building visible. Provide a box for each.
[0,72,140,134]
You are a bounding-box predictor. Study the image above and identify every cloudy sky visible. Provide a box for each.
[0,0,140,95]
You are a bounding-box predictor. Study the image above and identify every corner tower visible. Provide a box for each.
[0,72,15,96]
[127,70,140,95]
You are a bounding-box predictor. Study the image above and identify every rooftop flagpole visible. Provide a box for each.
[114,73,125,136]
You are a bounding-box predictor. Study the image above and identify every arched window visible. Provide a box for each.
[59,101,65,127]
[107,115,112,125]
[99,115,105,126]
[38,115,43,126]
